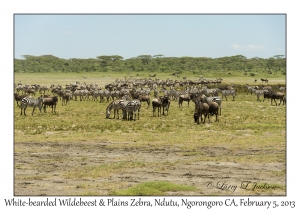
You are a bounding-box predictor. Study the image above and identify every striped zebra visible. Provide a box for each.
[202,88,218,97]
[121,99,141,121]
[218,89,236,101]
[153,88,159,98]
[277,86,286,92]
[255,89,269,102]
[20,96,44,116]
[99,89,111,103]
[105,99,125,119]
[245,84,258,95]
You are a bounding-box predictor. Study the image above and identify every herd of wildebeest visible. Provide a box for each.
[14,76,286,124]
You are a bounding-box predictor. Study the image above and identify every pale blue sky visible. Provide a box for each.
[14,14,285,60]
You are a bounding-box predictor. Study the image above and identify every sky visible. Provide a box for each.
[14,14,286,60]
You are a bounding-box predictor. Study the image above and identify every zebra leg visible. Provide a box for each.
[23,106,27,116]
[32,107,36,116]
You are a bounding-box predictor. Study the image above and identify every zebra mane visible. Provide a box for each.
[106,100,114,111]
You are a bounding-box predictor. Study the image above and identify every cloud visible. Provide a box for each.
[231,44,266,50]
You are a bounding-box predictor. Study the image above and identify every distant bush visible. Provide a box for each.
[249,72,257,76]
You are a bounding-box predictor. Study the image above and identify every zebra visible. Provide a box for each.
[153,88,159,98]
[168,89,180,100]
[20,96,44,116]
[218,89,237,101]
[245,84,258,95]
[106,99,125,119]
[202,88,218,97]
[277,86,286,93]
[121,99,141,121]
[255,89,269,101]
[99,89,111,103]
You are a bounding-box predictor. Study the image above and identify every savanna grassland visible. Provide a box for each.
[14,72,286,196]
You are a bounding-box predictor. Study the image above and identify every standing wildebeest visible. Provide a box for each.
[178,94,191,107]
[132,93,150,109]
[152,97,162,117]
[263,91,285,106]
[161,95,171,116]
[42,96,58,113]
[14,93,28,107]
[261,78,269,83]
[200,95,219,123]
[62,92,72,106]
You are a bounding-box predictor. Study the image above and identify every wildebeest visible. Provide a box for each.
[261,78,269,83]
[42,96,58,113]
[263,91,285,106]
[178,94,191,107]
[149,74,157,77]
[193,97,209,124]
[152,97,162,117]
[132,93,150,109]
[161,95,171,116]
[14,93,28,107]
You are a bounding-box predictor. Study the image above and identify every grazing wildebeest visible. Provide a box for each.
[149,74,156,77]
[192,97,209,124]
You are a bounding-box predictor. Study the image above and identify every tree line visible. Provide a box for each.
[14,54,286,74]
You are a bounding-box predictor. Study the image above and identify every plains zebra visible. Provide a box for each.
[99,89,111,103]
[277,86,286,92]
[105,99,125,119]
[254,89,268,101]
[168,89,180,100]
[20,96,44,116]
[245,84,258,95]
[202,88,218,97]
[153,88,159,98]
[121,99,141,121]
[218,89,236,101]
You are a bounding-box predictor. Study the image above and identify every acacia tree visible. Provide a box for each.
[137,55,152,65]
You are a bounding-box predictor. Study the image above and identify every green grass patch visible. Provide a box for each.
[109,181,198,196]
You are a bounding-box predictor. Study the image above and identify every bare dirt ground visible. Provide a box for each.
[14,140,286,196]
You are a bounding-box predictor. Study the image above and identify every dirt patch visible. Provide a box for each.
[14,141,286,196]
